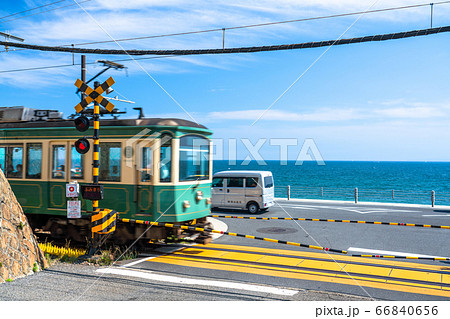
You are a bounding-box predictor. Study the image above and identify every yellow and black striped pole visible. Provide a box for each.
[90,81,101,244]
[92,81,100,214]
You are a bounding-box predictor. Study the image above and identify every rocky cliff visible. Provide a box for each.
[0,169,48,282]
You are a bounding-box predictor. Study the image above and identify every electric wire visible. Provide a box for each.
[1,25,449,57]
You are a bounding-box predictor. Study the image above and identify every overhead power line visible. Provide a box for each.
[0,0,92,25]
[72,0,450,47]
[0,55,173,74]
[1,26,449,57]
[1,0,449,55]
[0,0,67,20]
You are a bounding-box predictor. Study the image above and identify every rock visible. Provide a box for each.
[0,168,48,282]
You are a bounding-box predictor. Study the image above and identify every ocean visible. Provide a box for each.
[212,160,450,206]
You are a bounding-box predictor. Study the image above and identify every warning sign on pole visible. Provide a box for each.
[67,200,81,219]
[66,183,79,198]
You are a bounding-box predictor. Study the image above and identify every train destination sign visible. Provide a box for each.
[81,184,104,201]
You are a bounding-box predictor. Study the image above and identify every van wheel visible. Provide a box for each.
[247,202,259,214]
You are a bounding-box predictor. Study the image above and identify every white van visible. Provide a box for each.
[211,170,275,213]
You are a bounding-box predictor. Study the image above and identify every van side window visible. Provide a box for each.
[264,176,274,188]
[212,177,223,187]
[227,177,243,187]
[246,177,258,188]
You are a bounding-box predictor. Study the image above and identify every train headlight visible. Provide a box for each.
[196,191,203,201]
[183,200,191,209]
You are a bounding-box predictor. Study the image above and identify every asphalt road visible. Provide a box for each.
[214,198,450,261]
[1,199,450,301]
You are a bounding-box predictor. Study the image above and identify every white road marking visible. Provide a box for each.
[347,247,448,259]
[422,214,450,217]
[279,204,418,214]
[97,268,299,296]
[281,206,318,210]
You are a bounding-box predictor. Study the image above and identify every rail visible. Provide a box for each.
[278,185,449,207]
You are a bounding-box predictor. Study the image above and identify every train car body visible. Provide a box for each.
[0,107,213,243]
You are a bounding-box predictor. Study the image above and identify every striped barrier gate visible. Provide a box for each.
[119,218,450,261]
[211,215,450,229]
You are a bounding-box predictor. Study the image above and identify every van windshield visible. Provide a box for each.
[264,176,274,188]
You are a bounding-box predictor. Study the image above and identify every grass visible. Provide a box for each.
[39,242,138,266]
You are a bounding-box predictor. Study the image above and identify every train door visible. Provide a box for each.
[48,142,69,212]
[135,143,153,216]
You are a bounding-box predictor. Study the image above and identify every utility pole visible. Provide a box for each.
[0,31,24,51]
[81,55,86,101]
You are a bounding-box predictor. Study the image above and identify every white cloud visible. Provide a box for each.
[146,101,450,125]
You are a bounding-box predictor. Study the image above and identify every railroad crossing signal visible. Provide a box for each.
[74,137,90,154]
[74,76,115,113]
[74,115,90,132]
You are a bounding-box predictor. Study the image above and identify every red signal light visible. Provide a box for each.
[75,137,90,154]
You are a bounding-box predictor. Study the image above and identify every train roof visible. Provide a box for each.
[0,117,208,130]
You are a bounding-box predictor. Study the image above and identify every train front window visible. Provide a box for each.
[52,145,66,179]
[99,142,121,182]
[179,135,210,181]
[26,143,42,179]
[71,146,84,179]
[159,134,172,183]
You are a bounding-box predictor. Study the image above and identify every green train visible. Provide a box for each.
[0,106,212,244]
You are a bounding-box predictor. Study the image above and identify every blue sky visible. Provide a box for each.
[1,0,450,161]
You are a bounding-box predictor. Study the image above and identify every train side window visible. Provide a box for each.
[26,143,42,179]
[99,142,121,182]
[52,145,66,179]
[71,146,84,179]
[141,147,152,182]
[0,146,5,173]
[159,134,172,182]
[5,145,24,178]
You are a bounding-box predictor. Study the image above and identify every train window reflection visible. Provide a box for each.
[141,147,152,182]
[26,143,42,179]
[159,134,172,183]
[0,146,5,173]
[99,142,121,182]
[179,135,209,181]
[52,145,66,179]
[71,146,84,179]
[1,145,23,178]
